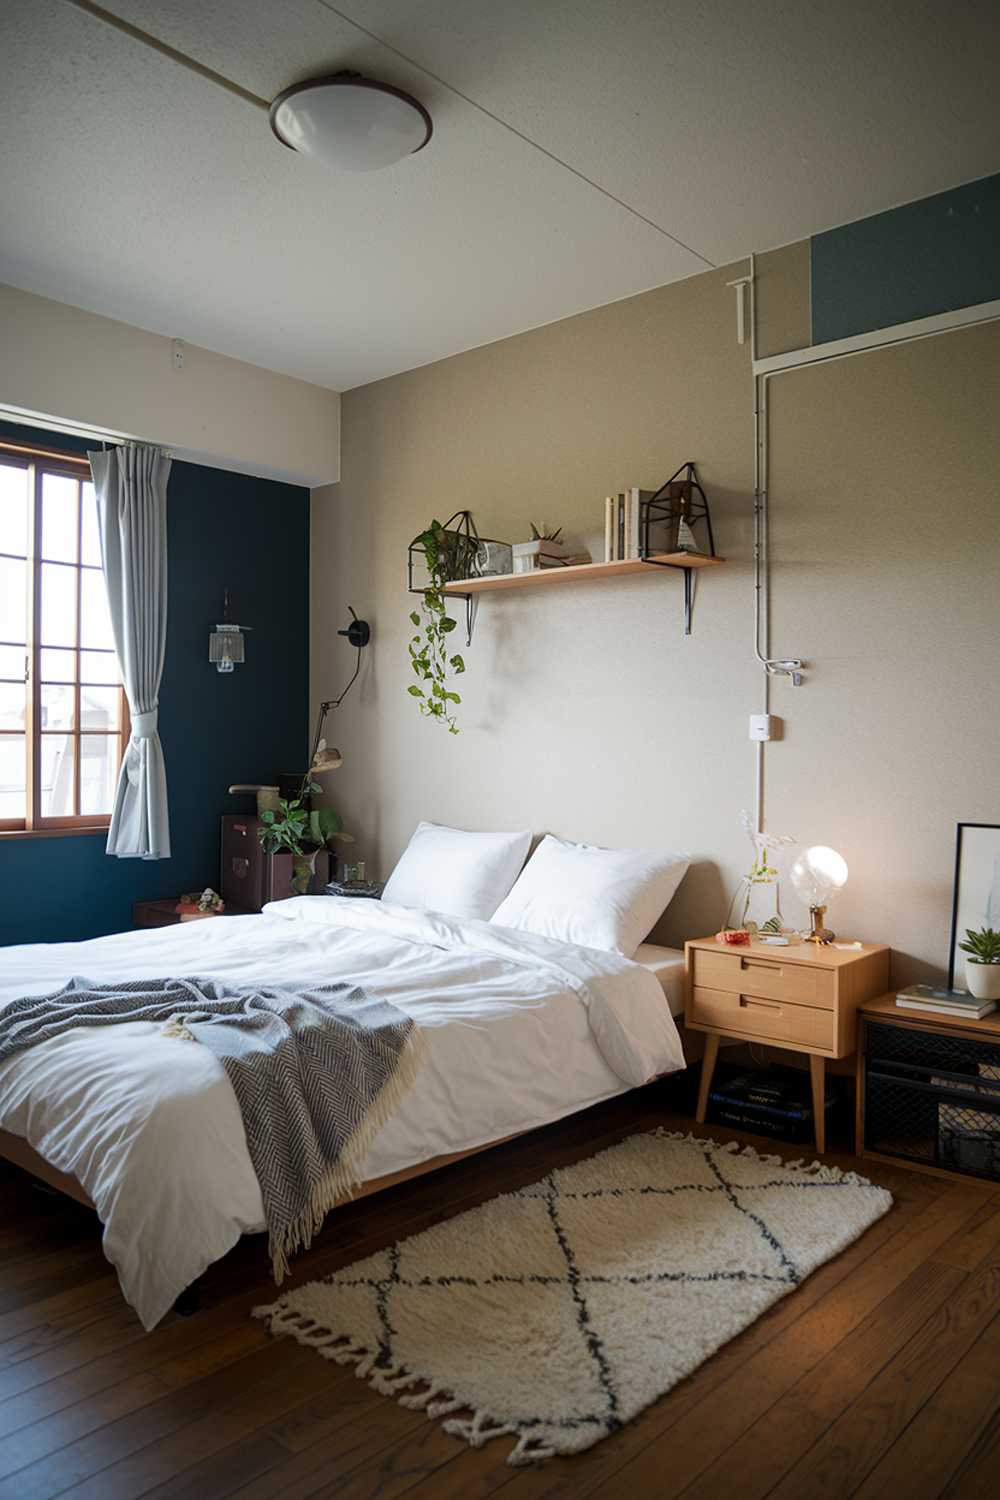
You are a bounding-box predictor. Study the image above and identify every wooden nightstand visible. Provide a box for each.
[685,936,890,1152]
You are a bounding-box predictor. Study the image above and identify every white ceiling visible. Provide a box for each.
[1,0,998,391]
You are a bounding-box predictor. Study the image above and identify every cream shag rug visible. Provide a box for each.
[255,1130,892,1465]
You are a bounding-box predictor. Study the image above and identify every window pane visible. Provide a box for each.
[81,481,101,566]
[80,648,119,685]
[40,734,75,816]
[0,682,27,731]
[0,644,27,679]
[80,570,114,651]
[80,735,118,817]
[0,557,27,644]
[41,473,79,563]
[81,685,120,731]
[40,562,77,646]
[0,735,26,818]
[40,646,77,682]
[0,464,29,558]
[40,683,75,731]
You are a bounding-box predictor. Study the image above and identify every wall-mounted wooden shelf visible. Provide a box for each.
[442,552,724,595]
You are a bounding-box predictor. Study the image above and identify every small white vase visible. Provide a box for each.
[965,961,1000,1001]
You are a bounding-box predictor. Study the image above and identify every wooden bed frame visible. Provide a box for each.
[1,1024,699,1311]
[0,1125,524,1216]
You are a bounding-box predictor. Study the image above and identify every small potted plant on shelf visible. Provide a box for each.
[958,926,1000,1001]
[258,781,351,895]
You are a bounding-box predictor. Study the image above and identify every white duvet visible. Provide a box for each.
[0,897,685,1329]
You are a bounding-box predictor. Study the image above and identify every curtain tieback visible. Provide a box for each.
[132,707,159,738]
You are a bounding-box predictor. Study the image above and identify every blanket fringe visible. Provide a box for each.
[252,1301,551,1465]
[269,1026,427,1282]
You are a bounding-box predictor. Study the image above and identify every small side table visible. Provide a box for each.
[857,993,1000,1183]
[685,935,890,1152]
[132,899,251,929]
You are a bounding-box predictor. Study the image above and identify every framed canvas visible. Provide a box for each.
[948,823,1000,990]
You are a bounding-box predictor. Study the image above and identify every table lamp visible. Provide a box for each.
[790,845,848,943]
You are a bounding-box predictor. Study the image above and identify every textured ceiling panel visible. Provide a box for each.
[1,0,997,390]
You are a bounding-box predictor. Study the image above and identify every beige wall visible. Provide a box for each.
[1,284,340,486]
[311,243,999,983]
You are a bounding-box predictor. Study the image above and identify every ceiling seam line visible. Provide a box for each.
[313,0,717,267]
[60,0,270,110]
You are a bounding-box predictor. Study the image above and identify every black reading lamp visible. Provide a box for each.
[308,607,372,774]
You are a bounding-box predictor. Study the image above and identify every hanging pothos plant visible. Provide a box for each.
[408,519,466,733]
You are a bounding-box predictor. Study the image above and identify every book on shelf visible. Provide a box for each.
[896,984,996,1020]
[604,496,615,561]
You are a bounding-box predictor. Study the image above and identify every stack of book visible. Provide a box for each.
[708,1067,833,1143]
[604,489,654,560]
[895,984,996,1020]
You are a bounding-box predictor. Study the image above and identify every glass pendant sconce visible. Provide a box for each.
[209,591,250,673]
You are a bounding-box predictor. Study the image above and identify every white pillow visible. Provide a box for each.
[491,835,689,957]
[381,822,532,922]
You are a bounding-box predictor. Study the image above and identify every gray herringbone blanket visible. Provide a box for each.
[0,976,424,1280]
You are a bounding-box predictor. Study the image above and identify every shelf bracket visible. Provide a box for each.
[637,555,698,635]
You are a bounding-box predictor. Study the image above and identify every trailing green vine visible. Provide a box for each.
[408,519,466,733]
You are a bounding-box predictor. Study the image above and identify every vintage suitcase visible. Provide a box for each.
[220,815,329,912]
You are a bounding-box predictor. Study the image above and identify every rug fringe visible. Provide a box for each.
[252,1300,551,1465]
[651,1128,879,1186]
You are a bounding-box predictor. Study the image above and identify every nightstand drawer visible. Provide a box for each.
[690,985,835,1049]
[692,948,835,1010]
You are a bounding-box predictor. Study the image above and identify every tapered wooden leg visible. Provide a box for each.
[695,1033,720,1124]
[810,1054,826,1154]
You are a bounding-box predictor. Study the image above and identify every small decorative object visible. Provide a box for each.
[176,887,225,920]
[228,784,281,817]
[641,463,716,560]
[326,878,384,899]
[471,539,513,578]
[948,823,1000,990]
[209,589,251,674]
[957,927,1000,1002]
[726,812,795,936]
[790,845,849,943]
[512,525,564,574]
[715,928,751,945]
[407,517,470,734]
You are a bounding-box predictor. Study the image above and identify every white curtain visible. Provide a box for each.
[88,444,171,859]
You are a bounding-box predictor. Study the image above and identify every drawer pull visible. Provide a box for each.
[741,957,781,974]
[740,996,781,1012]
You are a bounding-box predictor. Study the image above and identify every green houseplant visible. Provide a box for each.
[958,925,1000,1001]
[408,518,466,734]
[258,781,347,895]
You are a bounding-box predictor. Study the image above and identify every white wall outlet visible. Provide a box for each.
[172,339,185,370]
[749,713,782,741]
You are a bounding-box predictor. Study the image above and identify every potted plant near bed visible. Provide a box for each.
[958,926,1000,1001]
[257,780,351,895]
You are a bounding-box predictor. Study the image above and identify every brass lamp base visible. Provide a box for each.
[804,905,835,944]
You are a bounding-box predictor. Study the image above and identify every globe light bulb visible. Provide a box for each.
[790,846,848,943]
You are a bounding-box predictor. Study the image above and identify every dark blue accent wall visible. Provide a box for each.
[811,172,1000,344]
[0,419,309,946]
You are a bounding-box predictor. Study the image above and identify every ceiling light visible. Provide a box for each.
[269,71,432,173]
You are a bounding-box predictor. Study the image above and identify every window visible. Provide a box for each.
[0,444,128,834]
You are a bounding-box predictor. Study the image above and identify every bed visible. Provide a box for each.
[0,896,686,1329]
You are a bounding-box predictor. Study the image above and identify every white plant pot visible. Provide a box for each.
[965,961,1000,1001]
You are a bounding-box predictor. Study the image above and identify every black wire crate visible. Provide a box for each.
[863,1021,1000,1182]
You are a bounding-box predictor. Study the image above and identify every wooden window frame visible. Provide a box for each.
[0,442,129,838]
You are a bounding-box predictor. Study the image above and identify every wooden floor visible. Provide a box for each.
[1,1077,998,1500]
